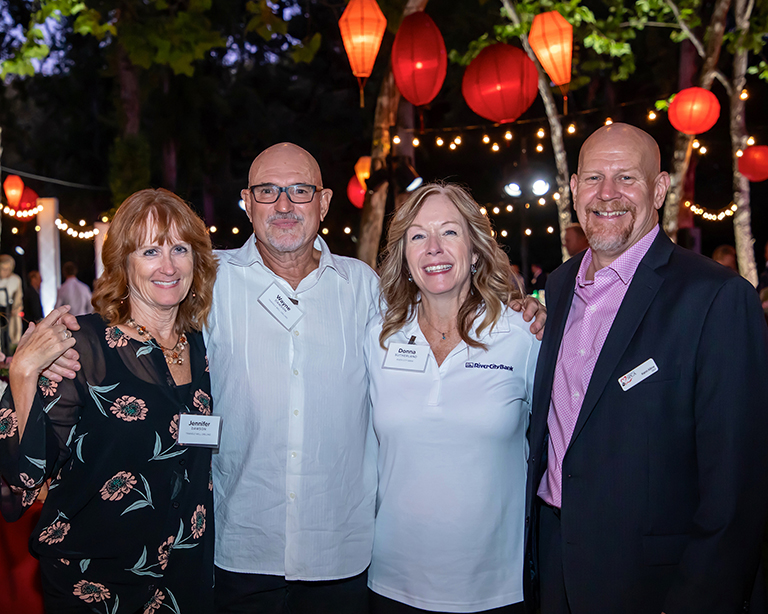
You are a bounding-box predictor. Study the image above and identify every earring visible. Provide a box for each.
[471,263,477,275]
[407,271,413,282]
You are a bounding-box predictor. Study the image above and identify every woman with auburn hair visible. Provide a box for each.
[366,182,540,613]
[0,188,217,613]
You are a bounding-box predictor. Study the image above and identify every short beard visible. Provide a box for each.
[265,212,306,253]
[584,206,637,254]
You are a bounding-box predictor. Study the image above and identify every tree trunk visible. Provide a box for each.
[117,43,141,137]
[662,0,731,240]
[356,0,429,268]
[162,139,178,191]
[730,0,757,285]
[502,0,572,263]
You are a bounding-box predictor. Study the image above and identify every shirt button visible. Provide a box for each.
[293,369,299,375]
[291,451,297,458]
[572,392,580,399]
[293,409,299,416]
[293,330,300,337]
[172,502,180,509]
[578,349,586,356]
[289,492,296,500]
[589,305,597,313]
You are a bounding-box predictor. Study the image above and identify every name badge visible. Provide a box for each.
[382,342,429,372]
[618,358,658,391]
[177,414,222,448]
[258,283,304,330]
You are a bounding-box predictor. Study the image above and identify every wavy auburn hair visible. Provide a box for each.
[378,182,523,349]
[92,188,217,333]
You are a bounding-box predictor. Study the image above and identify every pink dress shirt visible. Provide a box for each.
[538,225,659,508]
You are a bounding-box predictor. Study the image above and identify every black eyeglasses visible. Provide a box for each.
[248,184,320,204]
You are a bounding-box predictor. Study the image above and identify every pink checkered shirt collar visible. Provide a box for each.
[576,224,660,288]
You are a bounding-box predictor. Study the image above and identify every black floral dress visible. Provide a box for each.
[0,314,214,613]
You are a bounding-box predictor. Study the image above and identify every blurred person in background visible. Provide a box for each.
[55,261,93,316]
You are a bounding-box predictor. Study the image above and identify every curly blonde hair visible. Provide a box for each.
[378,182,523,349]
[92,188,217,333]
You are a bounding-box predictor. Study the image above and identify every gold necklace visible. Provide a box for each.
[420,310,458,341]
[127,318,188,365]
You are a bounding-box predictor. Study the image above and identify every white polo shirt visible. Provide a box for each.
[365,307,540,612]
[205,235,379,580]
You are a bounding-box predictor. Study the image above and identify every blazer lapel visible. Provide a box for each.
[568,230,674,448]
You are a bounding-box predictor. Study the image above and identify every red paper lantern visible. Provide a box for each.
[668,87,720,135]
[339,0,387,106]
[19,186,39,210]
[391,12,447,107]
[738,146,768,182]
[528,11,572,93]
[462,44,539,124]
[347,176,366,208]
[2,175,24,209]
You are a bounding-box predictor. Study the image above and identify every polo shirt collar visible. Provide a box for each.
[577,224,660,287]
[228,234,351,283]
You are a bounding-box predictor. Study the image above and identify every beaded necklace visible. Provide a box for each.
[127,318,188,365]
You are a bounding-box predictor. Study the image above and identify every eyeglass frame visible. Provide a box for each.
[247,183,323,204]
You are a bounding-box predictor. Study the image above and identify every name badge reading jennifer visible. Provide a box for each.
[258,283,304,330]
[178,414,222,448]
[383,343,429,372]
[618,358,658,392]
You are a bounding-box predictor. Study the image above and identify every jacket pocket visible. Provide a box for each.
[642,534,689,566]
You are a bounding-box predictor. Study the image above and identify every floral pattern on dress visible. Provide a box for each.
[19,472,35,488]
[191,505,206,539]
[193,390,211,415]
[59,558,70,565]
[105,326,129,348]
[0,407,17,439]
[109,396,148,421]
[158,535,174,570]
[38,375,58,397]
[100,471,137,501]
[144,588,165,613]
[39,520,70,545]
[21,487,41,507]
[72,580,111,603]
[169,414,179,441]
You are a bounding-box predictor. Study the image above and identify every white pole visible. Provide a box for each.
[37,198,60,315]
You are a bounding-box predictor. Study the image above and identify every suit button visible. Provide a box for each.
[525,517,530,526]
[173,502,180,509]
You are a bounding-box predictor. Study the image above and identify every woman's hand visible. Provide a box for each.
[9,307,77,438]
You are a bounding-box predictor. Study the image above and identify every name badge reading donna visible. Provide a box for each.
[178,414,222,448]
[258,283,305,330]
[383,343,429,372]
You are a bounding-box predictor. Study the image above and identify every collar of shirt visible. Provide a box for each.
[576,224,660,289]
[395,303,512,347]
[227,234,351,287]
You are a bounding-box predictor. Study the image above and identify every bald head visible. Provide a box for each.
[578,123,661,179]
[248,143,324,187]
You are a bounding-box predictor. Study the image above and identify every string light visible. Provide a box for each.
[504,131,513,141]
[536,144,544,152]
[453,136,462,145]
[322,227,329,235]
[492,206,500,214]
[747,136,755,146]
[567,123,576,134]
[740,89,748,100]
[412,137,420,147]
[3,203,43,218]
[536,128,545,138]
[547,226,554,233]
[605,118,613,125]
[209,226,217,233]
[737,149,744,157]
[35,225,41,232]
[538,198,546,205]
[491,143,500,152]
[692,139,700,149]
[480,207,487,215]
[11,227,18,234]
[506,204,513,212]
[482,135,490,144]
[449,142,457,150]
[54,217,100,240]
[699,146,707,154]
[552,192,560,201]
[500,230,508,237]
[436,137,444,146]
[684,200,737,221]
[79,219,86,226]
[232,227,239,234]
[525,228,532,236]
[648,110,657,120]
[101,216,109,223]
[393,135,401,144]
[343,226,352,234]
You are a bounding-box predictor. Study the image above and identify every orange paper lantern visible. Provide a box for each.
[2,175,24,209]
[347,176,366,208]
[339,0,387,107]
[355,156,372,190]
[528,11,572,94]
[738,146,768,182]
[391,11,447,107]
[462,44,538,124]
[668,87,720,135]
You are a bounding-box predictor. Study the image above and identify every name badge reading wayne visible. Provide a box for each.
[259,283,304,330]
[177,414,222,448]
[618,358,659,392]
[383,343,429,372]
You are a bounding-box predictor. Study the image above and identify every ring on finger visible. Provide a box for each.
[63,330,71,340]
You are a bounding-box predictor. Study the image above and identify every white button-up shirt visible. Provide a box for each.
[365,308,540,611]
[206,235,379,580]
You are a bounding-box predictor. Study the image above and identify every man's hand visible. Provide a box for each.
[510,295,547,341]
[40,306,81,382]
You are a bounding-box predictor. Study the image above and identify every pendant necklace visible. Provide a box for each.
[127,318,188,365]
[420,310,457,341]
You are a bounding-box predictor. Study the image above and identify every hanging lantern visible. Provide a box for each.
[347,176,366,208]
[738,146,768,182]
[2,175,24,209]
[391,11,447,108]
[528,11,572,113]
[462,44,539,124]
[339,0,387,108]
[355,156,372,190]
[668,87,720,135]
